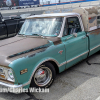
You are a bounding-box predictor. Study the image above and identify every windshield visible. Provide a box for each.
[19,17,63,37]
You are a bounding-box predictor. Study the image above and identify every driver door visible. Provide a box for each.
[61,16,88,69]
[0,21,7,39]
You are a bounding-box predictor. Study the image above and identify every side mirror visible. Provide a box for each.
[73,33,77,37]
[2,19,4,21]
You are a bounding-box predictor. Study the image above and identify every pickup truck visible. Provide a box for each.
[0,13,25,39]
[0,6,100,93]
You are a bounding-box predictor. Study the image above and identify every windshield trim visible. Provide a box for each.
[58,17,65,37]
[19,17,64,37]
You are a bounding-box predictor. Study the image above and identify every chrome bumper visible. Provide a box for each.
[0,81,23,88]
[0,81,23,94]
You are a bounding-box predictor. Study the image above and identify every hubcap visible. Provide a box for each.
[34,67,52,87]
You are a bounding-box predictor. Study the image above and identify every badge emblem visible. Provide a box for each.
[58,50,63,54]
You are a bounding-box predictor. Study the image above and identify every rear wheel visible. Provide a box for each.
[30,62,56,88]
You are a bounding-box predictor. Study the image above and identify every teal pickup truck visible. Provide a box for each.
[0,6,100,93]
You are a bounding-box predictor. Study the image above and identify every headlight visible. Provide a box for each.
[8,70,14,79]
[7,69,15,82]
[0,66,15,82]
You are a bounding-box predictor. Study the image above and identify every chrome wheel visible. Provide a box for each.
[34,67,52,87]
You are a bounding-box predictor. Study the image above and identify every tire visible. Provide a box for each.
[30,62,56,88]
[96,50,100,54]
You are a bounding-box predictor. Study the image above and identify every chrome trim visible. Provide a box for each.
[90,45,100,51]
[59,61,67,67]
[67,51,89,63]
[58,17,66,37]
[0,80,31,93]
[59,51,89,67]
[79,15,84,31]
[0,81,22,88]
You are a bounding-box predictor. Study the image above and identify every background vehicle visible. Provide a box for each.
[0,12,25,39]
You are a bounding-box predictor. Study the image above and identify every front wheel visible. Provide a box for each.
[30,62,56,88]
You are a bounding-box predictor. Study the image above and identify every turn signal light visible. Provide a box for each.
[0,74,5,79]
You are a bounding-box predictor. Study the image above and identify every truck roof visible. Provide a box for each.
[27,6,100,32]
[27,13,80,19]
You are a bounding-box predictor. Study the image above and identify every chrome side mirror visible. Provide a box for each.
[73,33,77,37]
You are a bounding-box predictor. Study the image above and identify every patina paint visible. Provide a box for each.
[61,31,88,69]
[87,29,100,56]
[89,28,100,35]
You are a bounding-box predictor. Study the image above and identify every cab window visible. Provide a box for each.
[63,17,82,36]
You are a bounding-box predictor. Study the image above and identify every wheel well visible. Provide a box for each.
[43,61,59,74]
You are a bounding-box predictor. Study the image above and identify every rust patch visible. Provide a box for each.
[90,28,100,35]
[28,49,46,58]
[49,38,62,45]
[8,45,49,59]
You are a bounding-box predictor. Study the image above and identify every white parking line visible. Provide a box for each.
[96,96,100,100]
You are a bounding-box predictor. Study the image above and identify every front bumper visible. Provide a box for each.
[0,81,23,88]
[0,81,23,93]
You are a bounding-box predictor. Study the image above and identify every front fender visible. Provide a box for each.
[9,44,66,88]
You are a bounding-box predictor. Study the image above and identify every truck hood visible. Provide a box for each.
[0,36,49,66]
[0,36,61,66]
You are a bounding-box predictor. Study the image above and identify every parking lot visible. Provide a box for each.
[0,52,99,100]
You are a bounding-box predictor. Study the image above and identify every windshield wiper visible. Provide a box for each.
[18,34,26,37]
[32,34,42,36]
[32,34,46,38]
